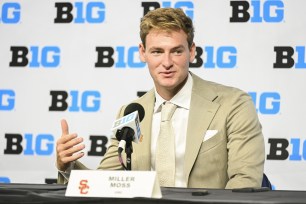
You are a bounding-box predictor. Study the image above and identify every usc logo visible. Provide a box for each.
[79,179,89,194]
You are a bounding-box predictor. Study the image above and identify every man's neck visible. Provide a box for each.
[156,75,189,101]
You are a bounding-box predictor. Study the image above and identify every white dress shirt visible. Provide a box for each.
[151,73,193,187]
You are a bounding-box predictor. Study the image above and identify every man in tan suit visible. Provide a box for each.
[57,8,265,189]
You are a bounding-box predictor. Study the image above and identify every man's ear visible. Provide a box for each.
[139,43,146,62]
[189,42,196,63]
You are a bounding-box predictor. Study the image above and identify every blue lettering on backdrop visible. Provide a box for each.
[0,90,15,111]
[68,91,101,112]
[0,2,20,23]
[74,2,105,23]
[23,134,54,156]
[29,46,61,68]
[204,46,237,68]
[161,1,194,19]
[0,177,10,183]
[248,92,280,114]
[251,0,284,22]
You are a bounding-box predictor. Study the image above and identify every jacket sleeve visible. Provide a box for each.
[225,92,265,189]
[57,161,90,184]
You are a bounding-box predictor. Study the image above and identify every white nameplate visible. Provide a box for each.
[65,170,162,198]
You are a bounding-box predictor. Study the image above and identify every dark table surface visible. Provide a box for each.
[0,183,306,204]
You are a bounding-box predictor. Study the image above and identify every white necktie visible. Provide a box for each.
[155,101,177,187]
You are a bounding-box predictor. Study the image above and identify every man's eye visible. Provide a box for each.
[174,50,183,55]
[152,50,161,54]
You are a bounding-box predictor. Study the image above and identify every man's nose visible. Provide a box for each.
[162,53,173,69]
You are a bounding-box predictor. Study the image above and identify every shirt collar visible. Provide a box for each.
[154,73,193,113]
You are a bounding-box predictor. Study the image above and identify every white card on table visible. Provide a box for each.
[65,170,162,198]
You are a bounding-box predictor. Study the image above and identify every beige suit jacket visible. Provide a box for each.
[59,72,265,189]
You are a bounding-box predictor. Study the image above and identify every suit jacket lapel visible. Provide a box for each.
[184,74,220,183]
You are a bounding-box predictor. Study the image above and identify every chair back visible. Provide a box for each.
[262,173,273,190]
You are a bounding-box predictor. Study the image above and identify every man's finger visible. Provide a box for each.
[61,119,69,136]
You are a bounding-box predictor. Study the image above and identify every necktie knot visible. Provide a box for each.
[161,102,177,122]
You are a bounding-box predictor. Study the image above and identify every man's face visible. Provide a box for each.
[139,29,195,98]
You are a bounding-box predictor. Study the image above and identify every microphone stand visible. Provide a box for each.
[125,139,133,171]
[117,127,134,171]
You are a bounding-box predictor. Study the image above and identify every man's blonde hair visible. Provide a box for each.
[140,8,194,48]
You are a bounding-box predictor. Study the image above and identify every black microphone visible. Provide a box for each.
[124,103,145,121]
[111,103,145,151]
[111,103,145,170]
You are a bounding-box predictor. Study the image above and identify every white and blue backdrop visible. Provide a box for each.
[0,0,306,190]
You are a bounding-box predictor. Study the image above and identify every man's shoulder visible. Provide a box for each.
[191,73,251,102]
[193,73,241,91]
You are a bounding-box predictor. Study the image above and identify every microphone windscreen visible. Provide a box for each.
[124,103,145,122]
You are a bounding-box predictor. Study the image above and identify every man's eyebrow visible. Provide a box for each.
[170,45,185,50]
[148,45,185,51]
[148,47,163,51]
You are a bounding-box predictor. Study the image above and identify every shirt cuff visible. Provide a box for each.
[57,161,75,180]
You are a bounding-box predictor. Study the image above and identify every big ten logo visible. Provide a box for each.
[273,46,306,69]
[0,2,20,24]
[190,46,237,69]
[267,138,306,161]
[3,134,108,156]
[248,92,280,114]
[0,177,11,183]
[0,89,15,111]
[141,1,194,19]
[230,0,284,23]
[49,90,101,112]
[9,46,60,68]
[4,133,54,156]
[112,112,136,129]
[95,46,145,68]
[54,2,105,23]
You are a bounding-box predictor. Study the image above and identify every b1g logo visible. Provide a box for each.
[0,2,20,24]
[4,133,54,156]
[95,46,145,68]
[248,92,280,114]
[3,134,108,156]
[190,46,237,69]
[0,89,15,111]
[54,2,105,23]
[49,90,101,112]
[230,0,284,23]
[9,46,61,68]
[273,46,306,69]
[141,1,194,19]
[267,138,306,161]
